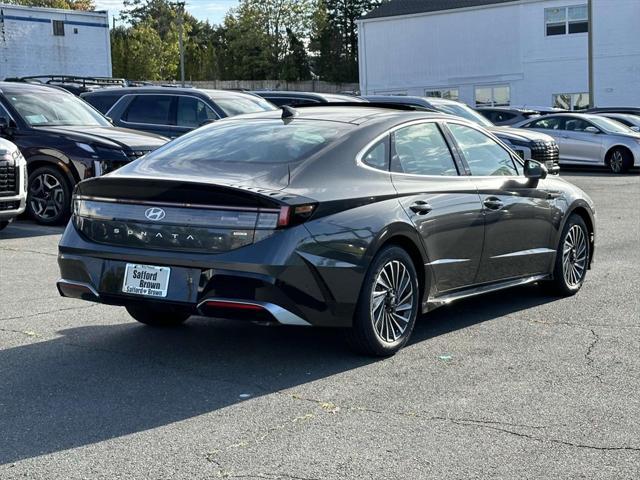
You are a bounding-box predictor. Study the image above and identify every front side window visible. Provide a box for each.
[4,89,109,127]
[425,88,459,101]
[391,122,458,176]
[124,95,174,125]
[475,85,510,107]
[553,92,589,110]
[176,96,218,128]
[527,117,562,130]
[362,139,388,170]
[545,5,588,36]
[447,123,518,176]
[563,118,592,132]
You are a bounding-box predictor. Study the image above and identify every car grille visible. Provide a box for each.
[0,158,18,197]
[530,140,560,169]
[126,150,152,161]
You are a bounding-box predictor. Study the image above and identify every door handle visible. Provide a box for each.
[409,201,433,215]
[483,197,504,210]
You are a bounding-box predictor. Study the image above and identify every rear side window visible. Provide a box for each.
[391,122,458,176]
[447,123,518,176]
[264,97,320,107]
[124,95,174,125]
[362,139,388,170]
[138,119,351,171]
[176,96,217,128]
[83,94,122,114]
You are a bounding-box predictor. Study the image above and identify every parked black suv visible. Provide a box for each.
[82,87,276,138]
[0,82,168,225]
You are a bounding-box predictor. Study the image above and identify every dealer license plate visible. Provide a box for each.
[122,264,171,298]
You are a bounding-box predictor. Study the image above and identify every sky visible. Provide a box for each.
[94,0,239,26]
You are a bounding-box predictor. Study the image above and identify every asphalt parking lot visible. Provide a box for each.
[0,170,638,479]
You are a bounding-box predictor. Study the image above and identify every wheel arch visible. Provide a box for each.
[604,144,634,167]
[563,202,596,268]
[26,155,79,188]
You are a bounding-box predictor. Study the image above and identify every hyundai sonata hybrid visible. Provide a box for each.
[57,105,596,356]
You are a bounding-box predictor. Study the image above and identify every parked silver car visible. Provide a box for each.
[515,113,640,173]
[596,113,640,132]
[0,137,27,230]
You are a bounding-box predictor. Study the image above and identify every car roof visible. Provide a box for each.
[253,91,362,102]
[0,80,72,94]
[476,106,538,113]
[226,105,454,126]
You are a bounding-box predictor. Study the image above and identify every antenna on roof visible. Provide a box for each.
[281,105,298,119]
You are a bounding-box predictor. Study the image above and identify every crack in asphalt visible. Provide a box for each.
[530,319,640,330]
[0,246,58,257]
[0,304,99,323]
[585,328,599,366]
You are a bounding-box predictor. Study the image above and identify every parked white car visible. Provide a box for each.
[515,113,640,173]
[0,138,27,230]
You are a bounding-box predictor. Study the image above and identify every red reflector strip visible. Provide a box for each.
[277,206,291,227]
[204,300,264,311]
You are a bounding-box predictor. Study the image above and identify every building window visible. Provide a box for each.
[52,20,65,36]
[545,5,588,36]
[553,92,590,110]
[425,88,459,101]
[475,85,510,107]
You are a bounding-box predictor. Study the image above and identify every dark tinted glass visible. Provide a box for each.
[563,118,591,131]
[391,123,458,176]
[546,24,566,35]
[176,96,217,127]
[138,119,350,170]
[265,97,320,107]
[84,94,122,114]
[529,117,562,130]
[568,21,588,33]
[447,123,518,176]
[124,95,173,125]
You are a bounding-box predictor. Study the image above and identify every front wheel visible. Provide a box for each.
[346,246,420,356]
[27,166,72,225]
[542,214,590,296]
[126,304,192,327]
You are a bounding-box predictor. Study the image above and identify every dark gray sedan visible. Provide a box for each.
[57,106,595,356]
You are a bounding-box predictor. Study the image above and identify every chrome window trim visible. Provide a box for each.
[355,118,468,179]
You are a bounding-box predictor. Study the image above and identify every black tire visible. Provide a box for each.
[27,166,72,225]
[346,245,420,357]
[607,147,633,174]
[542,214,590,296]
[0,220,9,231]
[126,304,191,327]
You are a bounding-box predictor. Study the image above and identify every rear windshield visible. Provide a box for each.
[139,119,350,166]
[206,92,276,117]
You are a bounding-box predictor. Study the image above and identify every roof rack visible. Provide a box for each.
[4,75,128,87]
[294,102,437,112]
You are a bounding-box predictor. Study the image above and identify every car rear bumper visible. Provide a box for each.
[57,222,364,328]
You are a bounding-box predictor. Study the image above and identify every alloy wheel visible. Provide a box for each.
[371,260,415,343]
[610,150,624,173]
[562,224,588,287]
[29,172,65,221]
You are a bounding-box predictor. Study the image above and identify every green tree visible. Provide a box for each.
[1,0,95,9]
[282,28,311,81]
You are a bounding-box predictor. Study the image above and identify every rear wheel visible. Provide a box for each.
[543,214,590,296]
[27,166,72,225]
[607,147,633,174]
[346,246,420,356]
[126,304,191,327]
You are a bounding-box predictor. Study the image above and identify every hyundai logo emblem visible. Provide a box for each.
[144,207,166,221]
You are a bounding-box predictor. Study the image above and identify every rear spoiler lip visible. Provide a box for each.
[74,175,316,208]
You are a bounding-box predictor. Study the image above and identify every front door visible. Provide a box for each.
[560,118,604,163]
[389,121,485,293]
[445,121,556,283]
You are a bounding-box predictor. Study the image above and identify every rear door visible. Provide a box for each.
[118,94,180,138]
[445,121,555,283]
[560,118,604,163]
[390,120,485,293]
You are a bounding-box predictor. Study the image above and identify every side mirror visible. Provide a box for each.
[524,159,548,181]
[105,116,114,124]
[0,117,9,134]
[584,126,600,134]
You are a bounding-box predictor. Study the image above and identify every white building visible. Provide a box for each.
[358,0,640,109]
[0,4,111,79]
